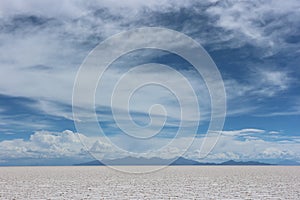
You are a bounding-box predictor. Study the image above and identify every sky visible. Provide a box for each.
[0,0,299,165]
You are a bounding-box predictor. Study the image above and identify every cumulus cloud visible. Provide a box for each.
[0,130,86,160]
[260,147,295,159]
[194,131,300,162]
[0,128,299,164]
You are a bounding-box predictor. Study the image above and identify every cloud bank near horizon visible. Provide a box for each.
[1,129,299,165]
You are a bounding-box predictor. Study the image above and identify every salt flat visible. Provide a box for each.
[0,166,299,199]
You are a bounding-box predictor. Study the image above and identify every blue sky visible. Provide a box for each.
[0,0,299,165]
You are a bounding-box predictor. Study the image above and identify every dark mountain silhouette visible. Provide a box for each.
[220,160,272,165]
[74,157,274,166]
[75,160,104,166]
[171,157,216,165]
[104,156,170,165]
[76,156,181,166]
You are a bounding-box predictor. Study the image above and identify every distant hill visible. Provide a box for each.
[171,157,217,165]
[104,156,170,165]
[220,160,272,165]
[75,160,104,166]
[74,157,274,166]
[276,159,300,166]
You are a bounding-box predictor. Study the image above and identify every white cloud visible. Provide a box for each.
[253,68,292,96]
[225,68,292,100]
[269,131,280,134]
[0,130,86,159]
[204,152,240,161]
[261,147,295,159]
[206,0,300,55]
[0,128,299,163]
[220,128,265,136]
[221,66,295,117]
[193,134,300,162]
[0,0,195,19]
[0,0,87,19]
[260,70,290,90]
[0,0,297,122]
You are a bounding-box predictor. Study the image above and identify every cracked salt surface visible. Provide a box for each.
[0,166,299,199]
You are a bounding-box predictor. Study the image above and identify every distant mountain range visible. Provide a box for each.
[74,156,277,166]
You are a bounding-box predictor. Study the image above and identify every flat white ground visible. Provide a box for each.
[0,166,299,199]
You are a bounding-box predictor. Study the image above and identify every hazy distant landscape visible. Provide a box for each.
[1,166,299,199]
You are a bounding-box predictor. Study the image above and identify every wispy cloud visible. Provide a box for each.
[220,128,265,136]
[0,0,298,119]
[206,0,300,55]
